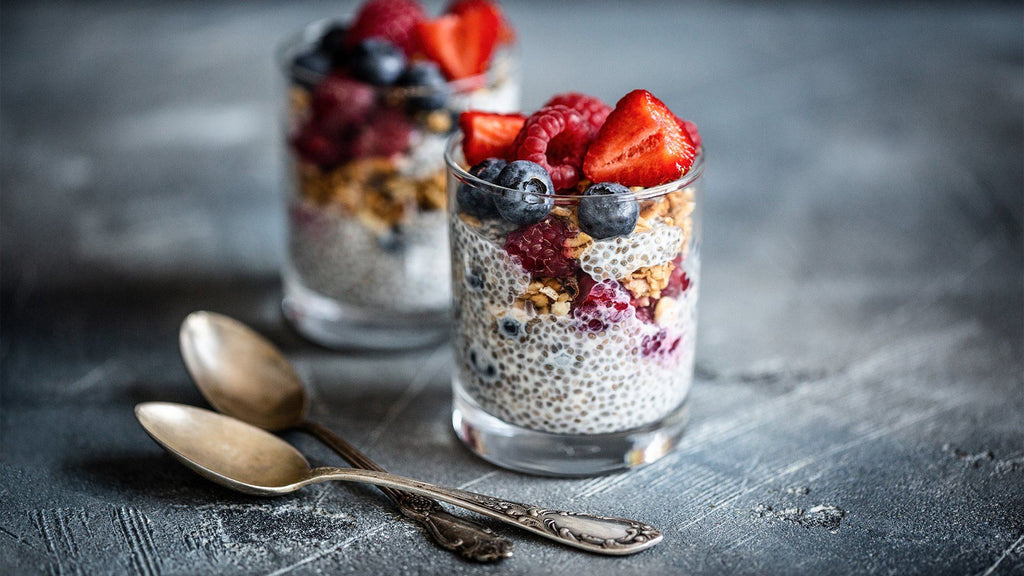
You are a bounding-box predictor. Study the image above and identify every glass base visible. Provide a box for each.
[452,383,689,477]
[282,273,449,351]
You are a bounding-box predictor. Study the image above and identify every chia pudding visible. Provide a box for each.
[447,89,704,456]
[279,0,519,346]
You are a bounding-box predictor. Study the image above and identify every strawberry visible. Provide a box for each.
[582,89,697,187]
[459,110,526,165]
[346,0,427,57]
[416,4,500,80]
[446,0,515,45]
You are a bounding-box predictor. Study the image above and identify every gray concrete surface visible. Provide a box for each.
[2,1,1022,574]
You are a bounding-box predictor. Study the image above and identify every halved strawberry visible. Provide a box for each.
[459,110,526,165]
[446,0,516,45]
[416,4,500,80]
[583,90,697,187]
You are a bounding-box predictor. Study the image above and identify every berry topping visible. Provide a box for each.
[396,61,450,111]
[350,108,413,157]
[416,3,500,80]
[493,160,555,225]
[459,111,526,166]
[349,38,407,86]
[346,0,427,57]
[311,76,377,133]
[503,217,579,278]
[642,328,683,363]
[511,105,590,191]
[446,0,516,45]
[577,182,639,239]
[573,276,635,332]
[583,89,697,187]
[543,92,612,139]
[457,158,506,218]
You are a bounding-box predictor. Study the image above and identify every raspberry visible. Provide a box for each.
[311,76,377,134]
[503,217,578,278]
[642,328,683,364]
[511,105,590,191]
[350,108,413,158]
[632,298,655,324]
[662,257,691,298]
[291,125,344,167]
[573,275,634,332]
[544,92,612,138]
[346,0,427,56]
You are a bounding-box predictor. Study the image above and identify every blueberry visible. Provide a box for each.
[465,266,485,291]
[319,25,348,67]
[290,49,331,88]
[397,61,450,111]
[577,182,639,239]
[493,160,555,226]
[350,38,406,86]
[467,345,499,383]
[377,226,406,253]
[457,158,506,218]
[497,315,524,339]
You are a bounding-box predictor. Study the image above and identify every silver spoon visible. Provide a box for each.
[178,311,512,561]
[136,402,663,556]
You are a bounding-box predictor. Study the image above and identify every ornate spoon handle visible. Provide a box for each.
[304,467,662,556]
[298,421,513,562]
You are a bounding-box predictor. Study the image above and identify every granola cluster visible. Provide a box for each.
[295,160,447,231]
[514,276,579,316]
[622,261,674,300]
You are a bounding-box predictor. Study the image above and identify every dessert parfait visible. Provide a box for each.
[446,89,704,475]
[280,0,519,348]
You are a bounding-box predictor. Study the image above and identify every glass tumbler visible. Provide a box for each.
[445,135,704,476]
[277,20,520,350]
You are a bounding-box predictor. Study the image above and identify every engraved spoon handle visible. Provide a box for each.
[298,420,514,562]
[305,467,662,556]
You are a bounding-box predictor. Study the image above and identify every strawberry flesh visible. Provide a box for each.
[416,5,500,80]
[459,111,527,165]
[582,89,696,187]
[446,0,515,45]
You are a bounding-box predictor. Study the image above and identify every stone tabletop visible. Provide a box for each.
[2,1,1022,574]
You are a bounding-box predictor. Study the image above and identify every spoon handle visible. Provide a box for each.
[305,467,662,556]
[298,421,514,562]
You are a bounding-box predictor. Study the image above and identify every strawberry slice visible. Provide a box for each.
[416,4,501,80]
[459,110,526,165]
[446,0,516,45]
[583,90,697,187]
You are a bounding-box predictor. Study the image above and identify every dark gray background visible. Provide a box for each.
[2,1,1022,574]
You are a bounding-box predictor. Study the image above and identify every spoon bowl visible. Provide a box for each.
[136,401,309,494]
[180,311,306,431]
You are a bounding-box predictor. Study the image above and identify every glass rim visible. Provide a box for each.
[276,18,519,95]
[444,132,705,201]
